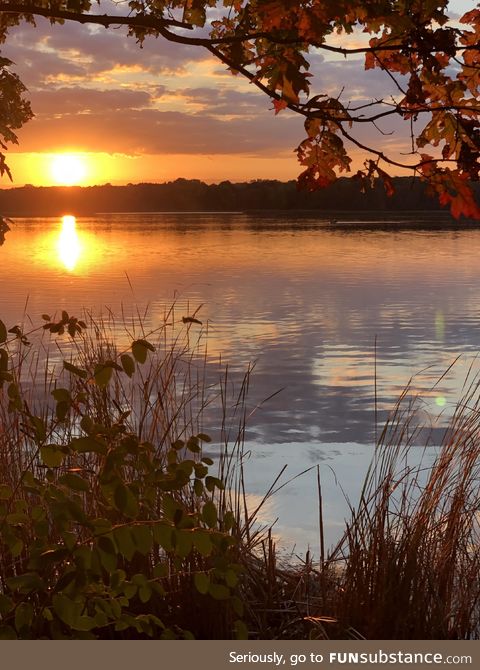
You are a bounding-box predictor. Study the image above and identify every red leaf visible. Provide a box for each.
[273,98,288,115]
[365,51,376,70]
[376,166,395,197]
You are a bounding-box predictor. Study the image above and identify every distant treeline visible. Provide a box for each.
[1,177,479,216]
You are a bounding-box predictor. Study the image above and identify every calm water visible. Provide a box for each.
[2,212,480,553]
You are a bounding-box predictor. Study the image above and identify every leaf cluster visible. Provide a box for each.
[0,1,479,217]
[0,312,247,639]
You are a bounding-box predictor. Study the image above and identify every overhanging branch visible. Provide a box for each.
[1,4,479,56]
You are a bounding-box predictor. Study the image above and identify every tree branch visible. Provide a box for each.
[0,4,479,56]
[0,4,193,30]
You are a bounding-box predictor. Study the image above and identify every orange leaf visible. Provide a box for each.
[365,51,376,70]
[273,99,288,115]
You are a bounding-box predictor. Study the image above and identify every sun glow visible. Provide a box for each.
[57,215,82,271]
[50,154,88,186]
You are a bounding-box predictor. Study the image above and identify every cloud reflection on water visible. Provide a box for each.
[2,212,480,551]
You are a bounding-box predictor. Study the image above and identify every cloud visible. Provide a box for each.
[16,107,303,156]
[5,16,198,87]
[3,9,416,165]
[30,87,158,115]
[173,86,269,116]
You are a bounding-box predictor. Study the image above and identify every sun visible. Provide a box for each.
[50,154,88,186]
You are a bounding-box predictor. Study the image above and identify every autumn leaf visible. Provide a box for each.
[0,0,479,218]
[273,98,288,115]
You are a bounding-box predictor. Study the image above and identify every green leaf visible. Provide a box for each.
[130,525,153,555]
[63,361,87,379]
[131,340,148,364]
[113,526,136,561]
[194,572,210,595]
[0,484,12,500]
[0,320,7,343]
[193,479,204,496]
[192,530,213,556]
[71,436,106,455]
[15,602,34,634]
[63,498,87,524]
[6,572,44,594]
[9,536,25,557]
[6,512,28,526]
[94,362,113,387]
[138,584,152,603]
[97,535,116,555]
[59,473,90,492]
[74,616,97,632]
[80,415,94,433]
[186,436,201,453]
[205,475,224,492]
[113,483,139,518]
[208,583,230,600]
[120,353,135,377]
[0,369,13,387]
[231,595,244,617]
[173,529,193,558]
[162,495,182,522]
[153,523,173,551]
[94,611,108,628]
[123,583,137,600]
[0,594,14,616]
[153,562,168,579]
[202,500,218,528]
[53,570,76,593]
[97,545,117,573]
[61,531,77,551]
[225,568,239,588]
[40,444,64,468]
[223,510,235,532]
[52,594,81,628]
[194,463,208,478]
[197,433,212,443]
[42,608,53,622]
[55,400,70,422]
[52,388,71,403]
[234,619,249,640]
[131,339,154,364]
[7,382,20,400]
[29,415,46,441]
[0,348,8,372]
[0,626,17,639]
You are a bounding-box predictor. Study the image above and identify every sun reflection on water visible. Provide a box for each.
[57,215,82,271]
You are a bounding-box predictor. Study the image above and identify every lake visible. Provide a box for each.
[2,211,480,555]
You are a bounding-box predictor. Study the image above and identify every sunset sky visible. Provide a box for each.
[1,0,472,187]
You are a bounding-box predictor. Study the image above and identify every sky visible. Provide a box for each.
[0,0,474,187]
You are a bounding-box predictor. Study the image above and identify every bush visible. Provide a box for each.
[0,311,247,639]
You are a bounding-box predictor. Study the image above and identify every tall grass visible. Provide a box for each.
[329,375,480,639]
[1,308,480,638]
[0,306,255,639]
[238,375,480,639]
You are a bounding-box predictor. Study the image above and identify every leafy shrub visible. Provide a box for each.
[0,313,247,639]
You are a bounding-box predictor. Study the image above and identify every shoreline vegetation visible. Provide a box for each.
[1,177,480,218]
[0,309,479,640]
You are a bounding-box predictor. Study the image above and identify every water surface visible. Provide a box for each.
[2,212,479,552]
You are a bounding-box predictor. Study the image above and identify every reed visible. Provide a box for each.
[0,306,254,639]
[328,372,480,639]
[238,373,480,639]
[1,308,479,639]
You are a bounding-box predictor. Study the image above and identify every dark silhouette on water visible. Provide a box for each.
[1,177,479,218]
